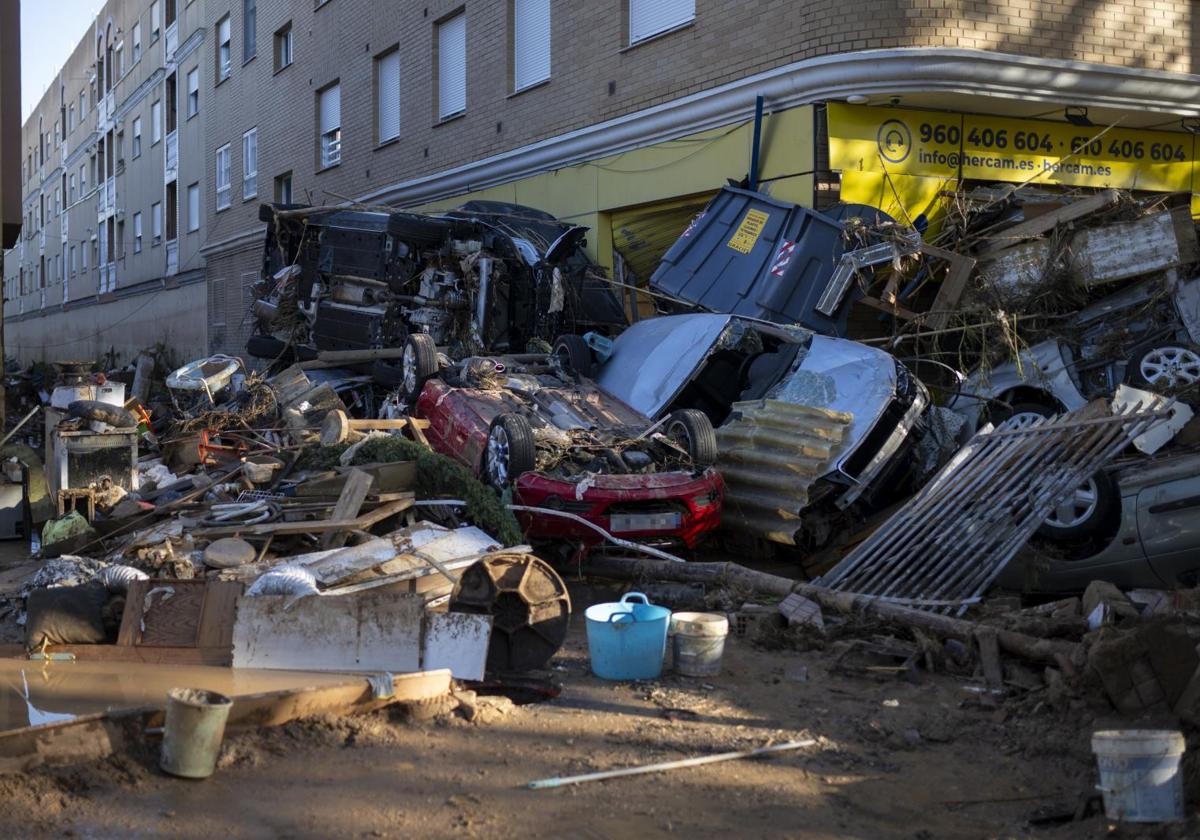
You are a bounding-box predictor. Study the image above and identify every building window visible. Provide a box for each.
[151,100,162,144]
[187,183,200,232]
[79,163,86,193]
[376,48,400,144]
[437,12,466,120]
[513,0,550,92]
[150,1,160,40]
[186,68,199,118]
[274,171,293,204]
[318,83,341,168]
[68,104,75,132]
[132,117,142,158]
[629,0,694,44]
[274,23,293,71]
[152,201,162,244]
[216,144,231,209]
[81,242,88,269]
[69,174,76,203]
[244,0,257,62]
[133,22,141,62]
[55,188,61,216]
[242,128,258,199]
[217,15,232,82]
[70,246,77,273]
[133,212,143,252]
[115,45,123,79]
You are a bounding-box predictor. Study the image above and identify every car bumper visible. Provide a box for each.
[513,469,724,549]
[835,382,930,509]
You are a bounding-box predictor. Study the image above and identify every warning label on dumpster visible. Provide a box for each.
[828,103,1196,194]
[727,209,769,254]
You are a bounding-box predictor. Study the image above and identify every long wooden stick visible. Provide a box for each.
[527,740,817,789]
[578,556,1083,667]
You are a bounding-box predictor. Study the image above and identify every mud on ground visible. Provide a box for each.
[4,625,1197,839]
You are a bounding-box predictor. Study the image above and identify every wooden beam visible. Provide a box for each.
[191,495,413,539]
[322,468,375,549]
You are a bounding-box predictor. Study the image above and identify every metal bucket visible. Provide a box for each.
[584,592,670,680]
[160,688,233,779]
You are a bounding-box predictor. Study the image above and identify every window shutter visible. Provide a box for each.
[438,14,466,118]
[629,0,695,44]
[513,0,550,92]
[188,185,200,230]
[188,69,198,98]
[377,51,400,142]
[320,84,341,134]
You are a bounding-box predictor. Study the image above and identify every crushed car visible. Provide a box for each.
[950,271,1200,431]
[407,338,724,554]
[403,312,942,553]
[246,201,628,370]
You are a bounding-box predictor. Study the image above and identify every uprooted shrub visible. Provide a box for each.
[298,435,523,546]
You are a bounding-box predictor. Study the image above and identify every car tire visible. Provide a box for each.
[665,409,719,467]
[988,398,1059,430]
[485,413,537,489]
[553,334,593,378]
[1127,343,1200,392]
[402,333,439,400]
[1035,470,1119,542]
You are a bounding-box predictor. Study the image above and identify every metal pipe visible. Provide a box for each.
[527,740,818,789]
[475,257,492,338]
[748,95,764,191]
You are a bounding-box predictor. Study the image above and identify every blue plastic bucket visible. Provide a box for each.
[585,592,671,680]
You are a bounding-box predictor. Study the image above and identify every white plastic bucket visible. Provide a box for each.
[1091,729,1186,823]
[160,688,234,779]
[670,612,729,677]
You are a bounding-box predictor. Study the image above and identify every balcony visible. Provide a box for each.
[166,240,178,277]
[165,130,178,181]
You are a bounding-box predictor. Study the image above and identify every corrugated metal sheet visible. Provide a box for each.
[818,400,1173,615]
[610,194,712,284]
[715,399,850,545]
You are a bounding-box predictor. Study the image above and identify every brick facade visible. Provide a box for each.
[7,0,1199,360]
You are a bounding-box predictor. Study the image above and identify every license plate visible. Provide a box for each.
[609,512,682,533]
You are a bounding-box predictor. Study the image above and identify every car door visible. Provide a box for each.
[1137,473,1200,587]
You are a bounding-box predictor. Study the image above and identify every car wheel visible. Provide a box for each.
[553,334,593,378]
[1035,470,1119,541]
[1128,343,1200,391]
[988,398,1059,430]
[485,413,536,488]
[402,333,439,400]
[665,409,719,466]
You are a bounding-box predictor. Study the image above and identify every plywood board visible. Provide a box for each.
[423,613,492,681]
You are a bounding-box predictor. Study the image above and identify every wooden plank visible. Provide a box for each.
[2,644,233,665]
[192,495,413,539]
[116,580,148,646]
[976,189,1119,256]
[316,347,407,363]
[975,627,1004,695]
[922,243,977,332]
[195,581,246,649]
[139,582,206,647]
[322,468,376,549]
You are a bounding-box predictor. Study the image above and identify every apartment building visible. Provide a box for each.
[8,1,1200,364]
[2,0,211,363]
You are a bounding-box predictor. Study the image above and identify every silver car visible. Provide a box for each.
[1000,450,1200,593]
[591,313,931,544]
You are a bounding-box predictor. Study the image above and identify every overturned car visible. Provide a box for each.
[246,201,627,367]
[404,312,941,554]
[408,341,725,554]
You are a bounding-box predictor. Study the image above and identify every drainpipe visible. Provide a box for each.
[749,95,764,192]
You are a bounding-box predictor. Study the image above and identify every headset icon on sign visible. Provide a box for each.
[876,119,912,164]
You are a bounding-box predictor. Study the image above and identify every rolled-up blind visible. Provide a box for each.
[513,0,550,92]
[438,14,466,118]
[319,83,341,134]
[377,51,400,142]
[630,0,694,44]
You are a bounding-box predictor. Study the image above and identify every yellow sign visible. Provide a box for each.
[827,103,960,178]
[828,103,1196,194]
[727,209,769,254]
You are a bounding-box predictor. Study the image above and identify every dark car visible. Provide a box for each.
[246,201,627,368]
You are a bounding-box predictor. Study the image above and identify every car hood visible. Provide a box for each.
[594,314,736,419]
[766,335,897,464]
